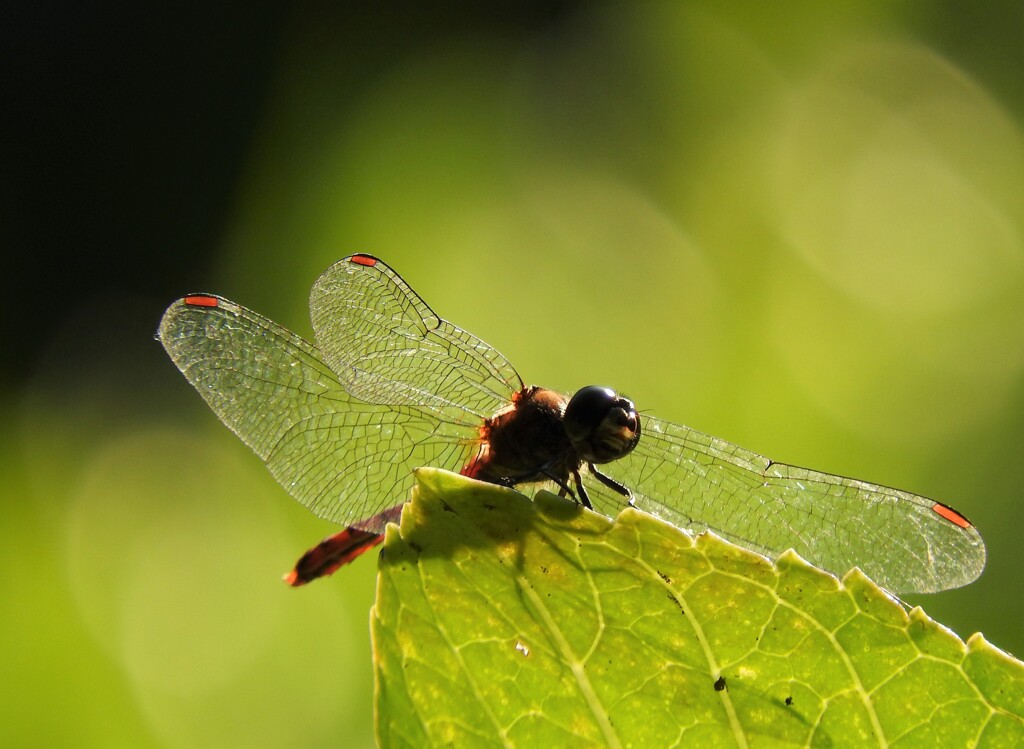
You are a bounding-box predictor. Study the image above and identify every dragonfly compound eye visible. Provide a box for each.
[563,385,642,464]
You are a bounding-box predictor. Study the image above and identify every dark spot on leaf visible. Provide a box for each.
[714,676,727,692]
[657,570,671,584]
[667,593,684,614]
[785,696,793,706]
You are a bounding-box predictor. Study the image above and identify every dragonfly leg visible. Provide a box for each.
[538,468,579,501]
[588,463,631,499]
[571,469,594,509]
[497,466,579,501]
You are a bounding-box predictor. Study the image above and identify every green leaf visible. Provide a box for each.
[371,469,1024,748]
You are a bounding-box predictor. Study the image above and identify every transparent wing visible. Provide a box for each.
[157,293,486,529]
[159,254,985,594]
[309,255,522,426]
[582,416,986,594]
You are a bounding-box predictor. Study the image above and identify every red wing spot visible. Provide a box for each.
[932,502,972,529]
[184,295,219,308]
[349,254,377,267]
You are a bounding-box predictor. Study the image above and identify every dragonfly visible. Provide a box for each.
[158,254,986,594]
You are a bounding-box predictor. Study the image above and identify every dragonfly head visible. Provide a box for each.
[563,386,641,465]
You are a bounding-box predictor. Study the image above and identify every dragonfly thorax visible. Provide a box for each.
[468,386,578,488]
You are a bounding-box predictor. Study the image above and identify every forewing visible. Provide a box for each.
[309,255,522,425]
[582,415,986,594]
[158,295,476,528]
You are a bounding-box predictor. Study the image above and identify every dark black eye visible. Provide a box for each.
[563,385,641,464]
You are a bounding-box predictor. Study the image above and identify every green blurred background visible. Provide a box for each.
[4,2,1023,746]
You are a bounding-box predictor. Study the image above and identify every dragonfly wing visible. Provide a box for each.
[309,255,522,424]
[582,415,986,594]
[158,295,476,527]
